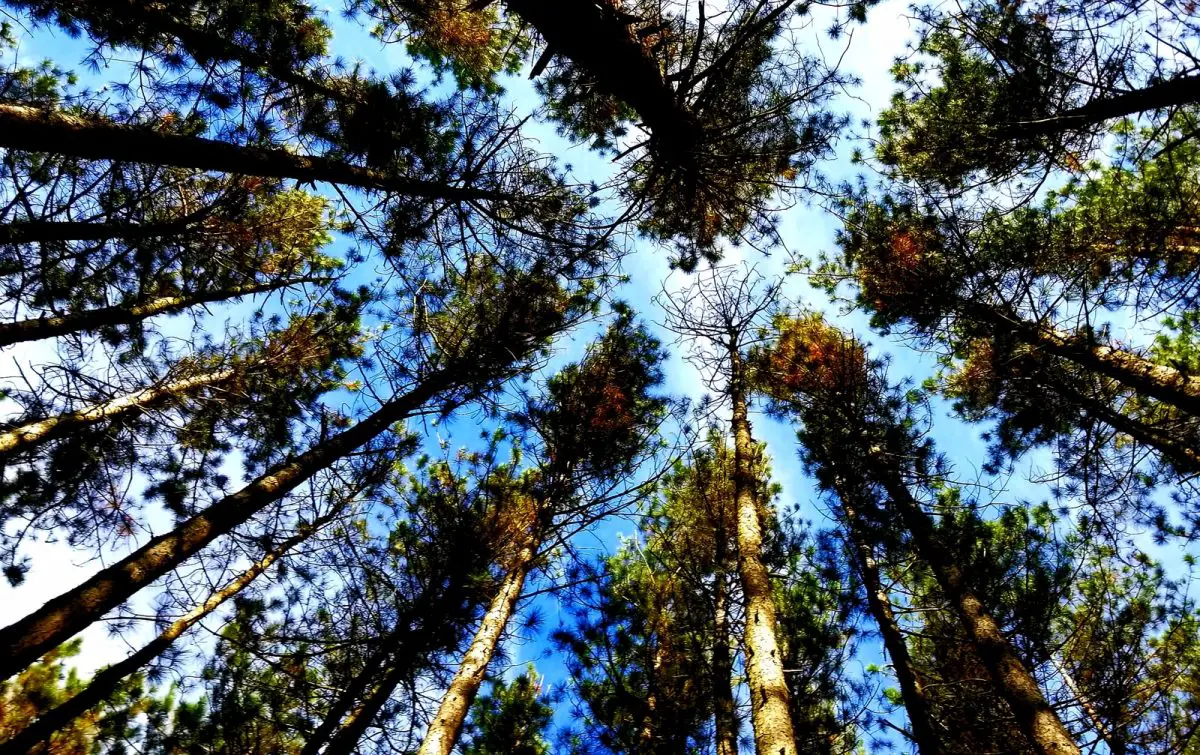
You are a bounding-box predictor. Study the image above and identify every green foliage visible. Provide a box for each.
[460,668,553,755]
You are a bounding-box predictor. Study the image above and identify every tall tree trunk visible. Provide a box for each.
[1049,653,1124,755]
[728,347,797,755]
[313,570,479,755]
[1049,375,1200,473]
[878,471,1080,755]
[500,0,694,141]
[0,365,237,460]
[0,105,507,203]
[967,304,1200,418]
[1022,74,1200,136]
[835,481,942,755]
[0,506,345,755]
[0,368,463,680]
[711,570,739,755]
[0,278,317,348]
[416,543,536,755]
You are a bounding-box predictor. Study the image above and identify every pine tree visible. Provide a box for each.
[755,312,1080,755]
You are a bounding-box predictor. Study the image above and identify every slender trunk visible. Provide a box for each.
[639,638,666,751]
[416,545,536,755]
[0,217,202,245]
[878,472,1080,755]
[728,347,796,755]
[967,304,1200,418]
[0,366,237,460]
[315,572,479,755]
[1049,373,1200,473]
[0,278,315,348]
[1021,74,1200,136]
[1049,654,1124,755]
[835,482,942,755]
[0,105,506,203]
[501,0,694,142]
[711,571,739,755]
[0,508,342,755]
[0,369,458,680]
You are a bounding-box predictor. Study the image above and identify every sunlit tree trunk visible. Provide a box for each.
[0,366,238,460]
[728,346,796,755]
[0,506,344,755]
[967,304,1200,418]
[0,370,460,680]
[416,543,536,755]
[0,104,507,202]
[0,278,316,348]
[879,471,1080,755]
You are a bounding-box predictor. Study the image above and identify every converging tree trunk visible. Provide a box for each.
[711,570,739,755]
[835,481,942,755]
[728,347,797,755]
[878,471,1080,755]
[0,366,237,460]
[0,368,463,680]
[416,542,537,755]
[0,505,346,755]
[312,570,480,755]
[0,278,317,348]
[0,105,507,203]
[499,0,693,141]
[966,304,1200,419]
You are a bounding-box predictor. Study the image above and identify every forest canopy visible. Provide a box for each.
[0,1,1198,754]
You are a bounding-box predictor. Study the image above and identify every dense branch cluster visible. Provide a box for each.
[0,1,1198,754]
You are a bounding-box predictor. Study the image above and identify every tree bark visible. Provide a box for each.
[1049,376,1200,473]
[0,104,506,203]
[313,569,480,755]
[966,304,1200,418]
[0,366,237,460]
[728,347,797,755]
[711,570,739,755]
[878,472,1080,755]
[835,482,942,755]
[0,508,342,755]
[500,0,694,142]
[415,544,536,755]
[0,278,316,348]
[0,368,459,680]
[1020,74,1200,136]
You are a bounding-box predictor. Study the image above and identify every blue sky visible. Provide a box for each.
[3,1,1197,751]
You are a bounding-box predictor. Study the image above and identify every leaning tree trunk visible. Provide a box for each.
[967,303,1200,418]
[313,568,480,755]
[0,215,207,245]
[728,347,797,755]
[0,105,507,203]
[0,365,238,460]
[1022,73,1200,137]
[0,368,462,680]
[0,503,349,755]
[0,278,317,348]
[1048,374,1200,473]
[711,569,740,755]
[835,481,943,755]
[878,471,1080,755]
[416,541,537,755]
[500,0,693,141]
